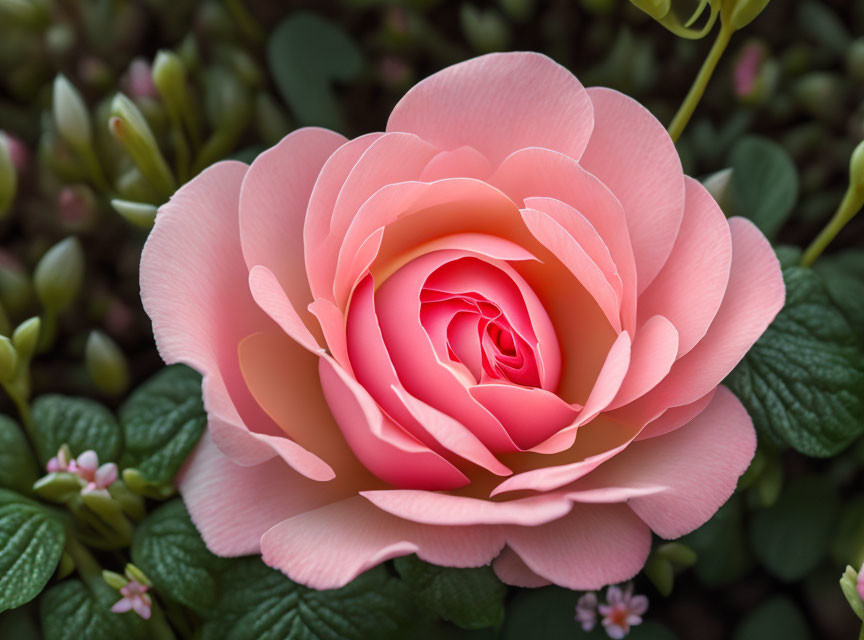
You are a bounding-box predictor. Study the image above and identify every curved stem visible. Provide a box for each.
[800,186,864,267]
[668,22,734,143]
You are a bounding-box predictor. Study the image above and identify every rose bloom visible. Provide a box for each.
[141,53,784,590]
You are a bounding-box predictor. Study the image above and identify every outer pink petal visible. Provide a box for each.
[179,435,348,557]
[581,87,685,293]
[637,177,732,356]
[318,355,470,490]
[420,146,493,181]
[504,503,652,590]
[260,496,505,590]
[635,217,784,411]
[608,315,678,410]
[239,127,346,341]
[634,390,715,441]
[570,386,756,538]
[493,547,552,588]
[387,52,594,166]
[249,265,322,353]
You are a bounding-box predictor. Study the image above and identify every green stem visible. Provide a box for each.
[668,22,734,143]
[800,185,864,267]
[80,145,111,194]
[64,534,102,585]
[149,600,179,640]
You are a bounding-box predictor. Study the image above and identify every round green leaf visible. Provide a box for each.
[0,416,38,494]
[0,492,65,613]
[729,136,798,239]
[395,555,506,630]
[31,395,121,466]
[733,596,810,640]
[131,499,228,614]
[40,578,148,640]
[119,365,206,485]
[749,475,839,581]
[266,12,363,132]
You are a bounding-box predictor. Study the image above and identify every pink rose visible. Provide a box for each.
[141,52,784,590]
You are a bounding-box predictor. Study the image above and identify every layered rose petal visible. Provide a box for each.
[388,52,594,165]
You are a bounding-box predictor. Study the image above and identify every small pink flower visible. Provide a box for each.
[857,562,864,603]
[734,41,765,99]
[1,132,29,174]
[123,58,158,100]
[68,450,118,492]
[598,584,648,639]
[110,580,152,619]
[46,447,71,473]
[575,592,598,632]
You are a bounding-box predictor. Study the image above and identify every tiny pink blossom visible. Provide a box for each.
[734,42,764,98]
[598,584,648,639]
[68,450,117,491]
[1,132,29,174]
[575,592,598,632]
[111,580,152,619]
[46,447,71,473]
[123,58,158,100]
[857,562,864,603]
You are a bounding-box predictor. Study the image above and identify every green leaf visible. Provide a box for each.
[202,557,416,640]
[0,415,38,494]
[733,596,811,640]
[502,587,579,639]
[119,365,206,485]
[682,496,751,588]
[0,490,65,613]
[39,578,148,640]
[395,555,506,630]
[749,475,839,581]
[814,250,864,339]
[131,498,228,614]
[725,265,864,457]
[31,395,121,466]
[266,13,363,132]
[729,136,799,239]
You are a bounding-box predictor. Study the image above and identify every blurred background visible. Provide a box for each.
[1,1,863,638]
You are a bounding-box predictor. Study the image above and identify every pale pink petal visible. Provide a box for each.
[179,435,350,557]
[111,599,133,614]
[569,387,756,538]
[239,128,346,343]
[260,496,505,590]
[633,390,715,441]
[308,298,352,370]
[493,546,552,588]
[504,503,652,590]
[489,147,637,334]
[392,386,511,476]
[521,207,622,332]
[637,177,732,356]
[469,384,578,451]
[419,146,493,181]
[307,133,437,302]
[581,87,685,293]
[76,450,98,472]
[607,316,678,410]
[532,331,631,454]
[318,355,470,490]
[236,330,372,479]
[248,265,322,353]
[94,462,118,488]
[130,597,151,620]
[387,52,594,165]
[633,217,784,411]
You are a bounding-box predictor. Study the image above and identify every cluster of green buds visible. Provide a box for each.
[840,565,864,633]
[643,542,698,596]
[629,0,771,39]
[33,443,144,549]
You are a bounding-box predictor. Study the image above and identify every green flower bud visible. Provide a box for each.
[122,468,175,500]
[849,139,864,204]
[34,237,84,315]
[85,330,130,397]
[0,336,17,383]
[108,479,146,521]
[124,564,152,588]
[727,0,771,31]
[0,261,31,318]
[57,550,75,579]
[0,133,17,218]
[12,317,40,362]
[33,471,84,502]
[629,0,671,20]
[110,198,158,229]
[702,167,733,213]
[102,569,128,591]
[644,553,674,596]
[840,565,864,622]
[656,542,698,568]
[631,0,719,39]
[53,75,92,150]
[109,93,176,199]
